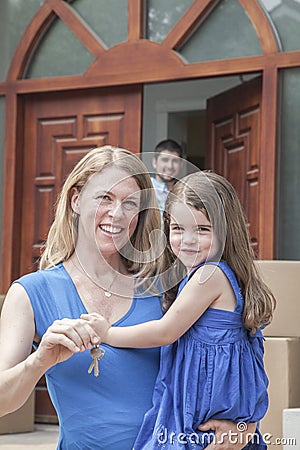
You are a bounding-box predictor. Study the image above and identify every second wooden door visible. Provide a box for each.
[207,77,262,256]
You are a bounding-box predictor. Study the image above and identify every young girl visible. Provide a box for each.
[83,171,276,449]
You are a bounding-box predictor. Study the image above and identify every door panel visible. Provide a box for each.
[21,85,142,422]
[207,77,262,256]
[21,86,142,275]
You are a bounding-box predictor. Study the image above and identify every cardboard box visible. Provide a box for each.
[0,294,35,434]
[255,260,300,337]
[260,338,300,449]
[283,409,300,450]
[0,392,35,434]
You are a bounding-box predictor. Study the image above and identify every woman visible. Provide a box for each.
[0,146,256,449]
[90,171,273,449]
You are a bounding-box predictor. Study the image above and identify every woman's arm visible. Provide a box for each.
[0,283,47,415]
[82,265,232,348]
[0,283,101,416]
[199,420,257,449]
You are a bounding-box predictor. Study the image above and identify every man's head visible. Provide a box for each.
[152,139,183,185]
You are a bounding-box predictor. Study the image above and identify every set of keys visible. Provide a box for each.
[87,345,105,377]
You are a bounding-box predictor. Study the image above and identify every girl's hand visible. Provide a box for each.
[35,317,101,369]
[198,420,256,449]
[80,313,111,343]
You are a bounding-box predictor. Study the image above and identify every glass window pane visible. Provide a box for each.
[180,0,262,63]
[259,0,300,52]
[0,0,43,81]
[72,0,128,48]
[277,68,300,259]
[25,16,94,79]
[146,0,195,43]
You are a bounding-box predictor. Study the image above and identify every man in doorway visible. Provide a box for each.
[151,139,184,214]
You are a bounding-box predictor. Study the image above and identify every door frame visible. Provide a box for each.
[1,0,296,292]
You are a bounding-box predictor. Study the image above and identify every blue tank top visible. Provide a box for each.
[15,263,163,450]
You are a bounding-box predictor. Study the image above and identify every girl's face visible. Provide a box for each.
[169,202,219,271]
[71,166,141,257]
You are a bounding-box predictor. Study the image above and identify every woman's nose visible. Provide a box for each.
[108,201,123,219]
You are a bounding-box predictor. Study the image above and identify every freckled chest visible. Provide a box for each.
[71,273,133,323]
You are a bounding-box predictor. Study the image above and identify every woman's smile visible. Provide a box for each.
[99,224,123,235]
[72,165,141,257]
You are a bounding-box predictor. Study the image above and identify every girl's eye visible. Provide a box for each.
[170,225,182,231]
[197,227,211,232]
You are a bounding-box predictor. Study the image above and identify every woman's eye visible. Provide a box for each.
[123,200,138,210]
[97,194,111,202]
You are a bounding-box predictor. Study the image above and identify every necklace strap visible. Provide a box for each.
[71,254,119,297]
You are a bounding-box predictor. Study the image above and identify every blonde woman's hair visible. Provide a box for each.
[40,146,163,287]
[162,171,276,333]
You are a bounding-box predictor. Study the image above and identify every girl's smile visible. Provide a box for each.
[169,202,219,270]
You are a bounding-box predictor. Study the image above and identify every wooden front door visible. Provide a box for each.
[206,77,262,256]
[21,85,142,422]
[21,85,142,275]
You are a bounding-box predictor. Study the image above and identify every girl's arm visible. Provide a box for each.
[83,265,234,348]
[0,283,101,416]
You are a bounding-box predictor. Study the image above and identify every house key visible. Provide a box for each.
[88,345,105,377]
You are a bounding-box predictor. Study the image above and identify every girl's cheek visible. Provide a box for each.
[169,236,180,257]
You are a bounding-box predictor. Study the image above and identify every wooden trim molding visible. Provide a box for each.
[259,67,278,258]
[6,4,53,81]
[46,0,106,55]
[161,0,218,50]
[128,0,144,41]
[7,0,105,82]
[238,0,279,54]
[5,0,281,84]
[0,93,20,293]
[1,51,300,97]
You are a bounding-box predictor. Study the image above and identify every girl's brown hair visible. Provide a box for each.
[162,171,276,334]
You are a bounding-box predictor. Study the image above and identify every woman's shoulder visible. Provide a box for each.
[14,263,66,287]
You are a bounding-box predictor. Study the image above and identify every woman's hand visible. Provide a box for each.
[198,420,256,449]
[80,313,111,343]
[35,317,102,369]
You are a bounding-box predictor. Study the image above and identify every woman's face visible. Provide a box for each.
[72,166,141,257]
[169,202,219,271]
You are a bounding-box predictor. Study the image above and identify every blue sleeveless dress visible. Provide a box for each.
[14,263,162,450]
[133,262,268,450]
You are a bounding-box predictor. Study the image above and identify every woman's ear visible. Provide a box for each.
[70,187,80,214]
